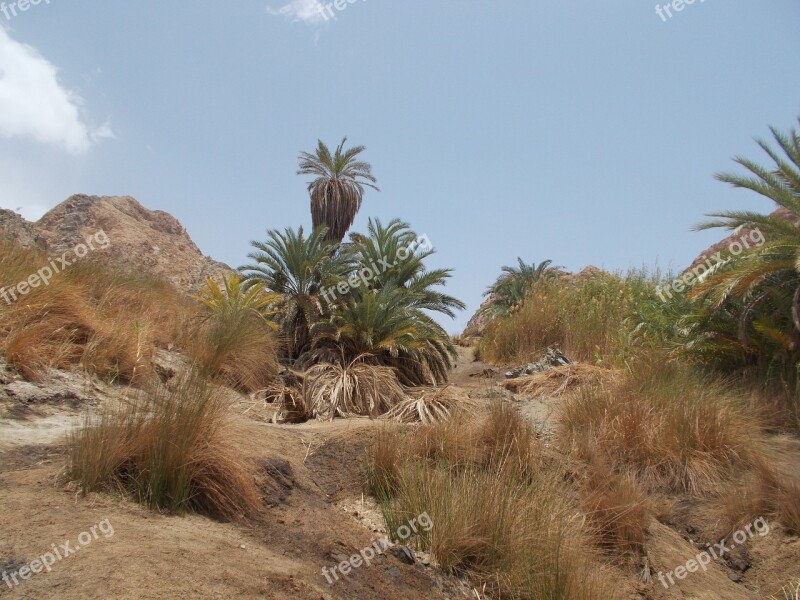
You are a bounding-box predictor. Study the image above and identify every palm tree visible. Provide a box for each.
[298,137,379,244]
[693,118,800,338]
[309,218,464,386]
[239,226,353,359]
[348,218,465,318]
[312,285,458,386]
[481,258,563,318]
[195,274,280,325]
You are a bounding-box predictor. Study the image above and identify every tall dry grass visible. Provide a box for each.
[67,373,261,521]
[0,241,279,389]
[479,270,659,366]
[187,309,279,392]
[560,355,768,495]
[0,242,190,382]
[366,403,616,599]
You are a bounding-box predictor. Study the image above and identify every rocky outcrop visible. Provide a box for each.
[462,297,493,338]
[0,209,45,250]
[688,207,798,272]
[5,195,231,291]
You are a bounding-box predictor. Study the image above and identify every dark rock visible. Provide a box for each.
[505,347,572,379]
[726,546,751,572]
[389,546,416,565]
[257,458,295,506]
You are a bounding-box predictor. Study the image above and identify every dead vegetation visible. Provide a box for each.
[501,363,619,398]
[383,385,476,424]
[302,355,408,420]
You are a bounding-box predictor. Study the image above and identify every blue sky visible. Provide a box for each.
[0,0,798,332]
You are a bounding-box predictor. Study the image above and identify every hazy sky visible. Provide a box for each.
[1,0,799,332]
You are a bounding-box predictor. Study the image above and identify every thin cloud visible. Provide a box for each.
[0,26,112,154]
[267,0,328,25]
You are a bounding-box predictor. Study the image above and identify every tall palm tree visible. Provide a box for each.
[239,226,353,359]
[298,137,379,244]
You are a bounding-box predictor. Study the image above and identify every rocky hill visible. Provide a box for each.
[0,195,231,290]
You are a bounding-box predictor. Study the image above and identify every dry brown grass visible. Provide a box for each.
[67,373,262,521]
[721,465,800,536]
[303,355,407,420]
[560,356,768,495]
[187,311,279,392]
[579,452,651,560]
[0,242,191,382]
[366,403,617,599]
[0,242,279,390]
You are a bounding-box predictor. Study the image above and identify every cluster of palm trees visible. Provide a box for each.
[237,138,464,387]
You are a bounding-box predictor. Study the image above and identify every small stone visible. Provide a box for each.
[239,544,246,549]
[729,573,742,583]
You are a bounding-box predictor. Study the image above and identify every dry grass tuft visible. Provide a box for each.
[560,355,768,495]
[187,310,278,392]
[67,373,262,521]
[501,364,620,398]
[579,452,651,559]
[383,385,476,424]
[304,355,407,420]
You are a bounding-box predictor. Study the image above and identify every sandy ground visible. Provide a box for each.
[1,348,799,599]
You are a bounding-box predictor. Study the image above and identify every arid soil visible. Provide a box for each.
[1,348,799,599]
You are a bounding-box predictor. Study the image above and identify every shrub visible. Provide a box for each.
[479,269,660,367]
[190,275,279,392]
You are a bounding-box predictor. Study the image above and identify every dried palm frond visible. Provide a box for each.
[303,354,406,420]
[384,385,476,424]
[502,364,619,399]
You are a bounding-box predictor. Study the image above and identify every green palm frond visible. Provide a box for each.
[239,226,353,358]
[298,137,379,244]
